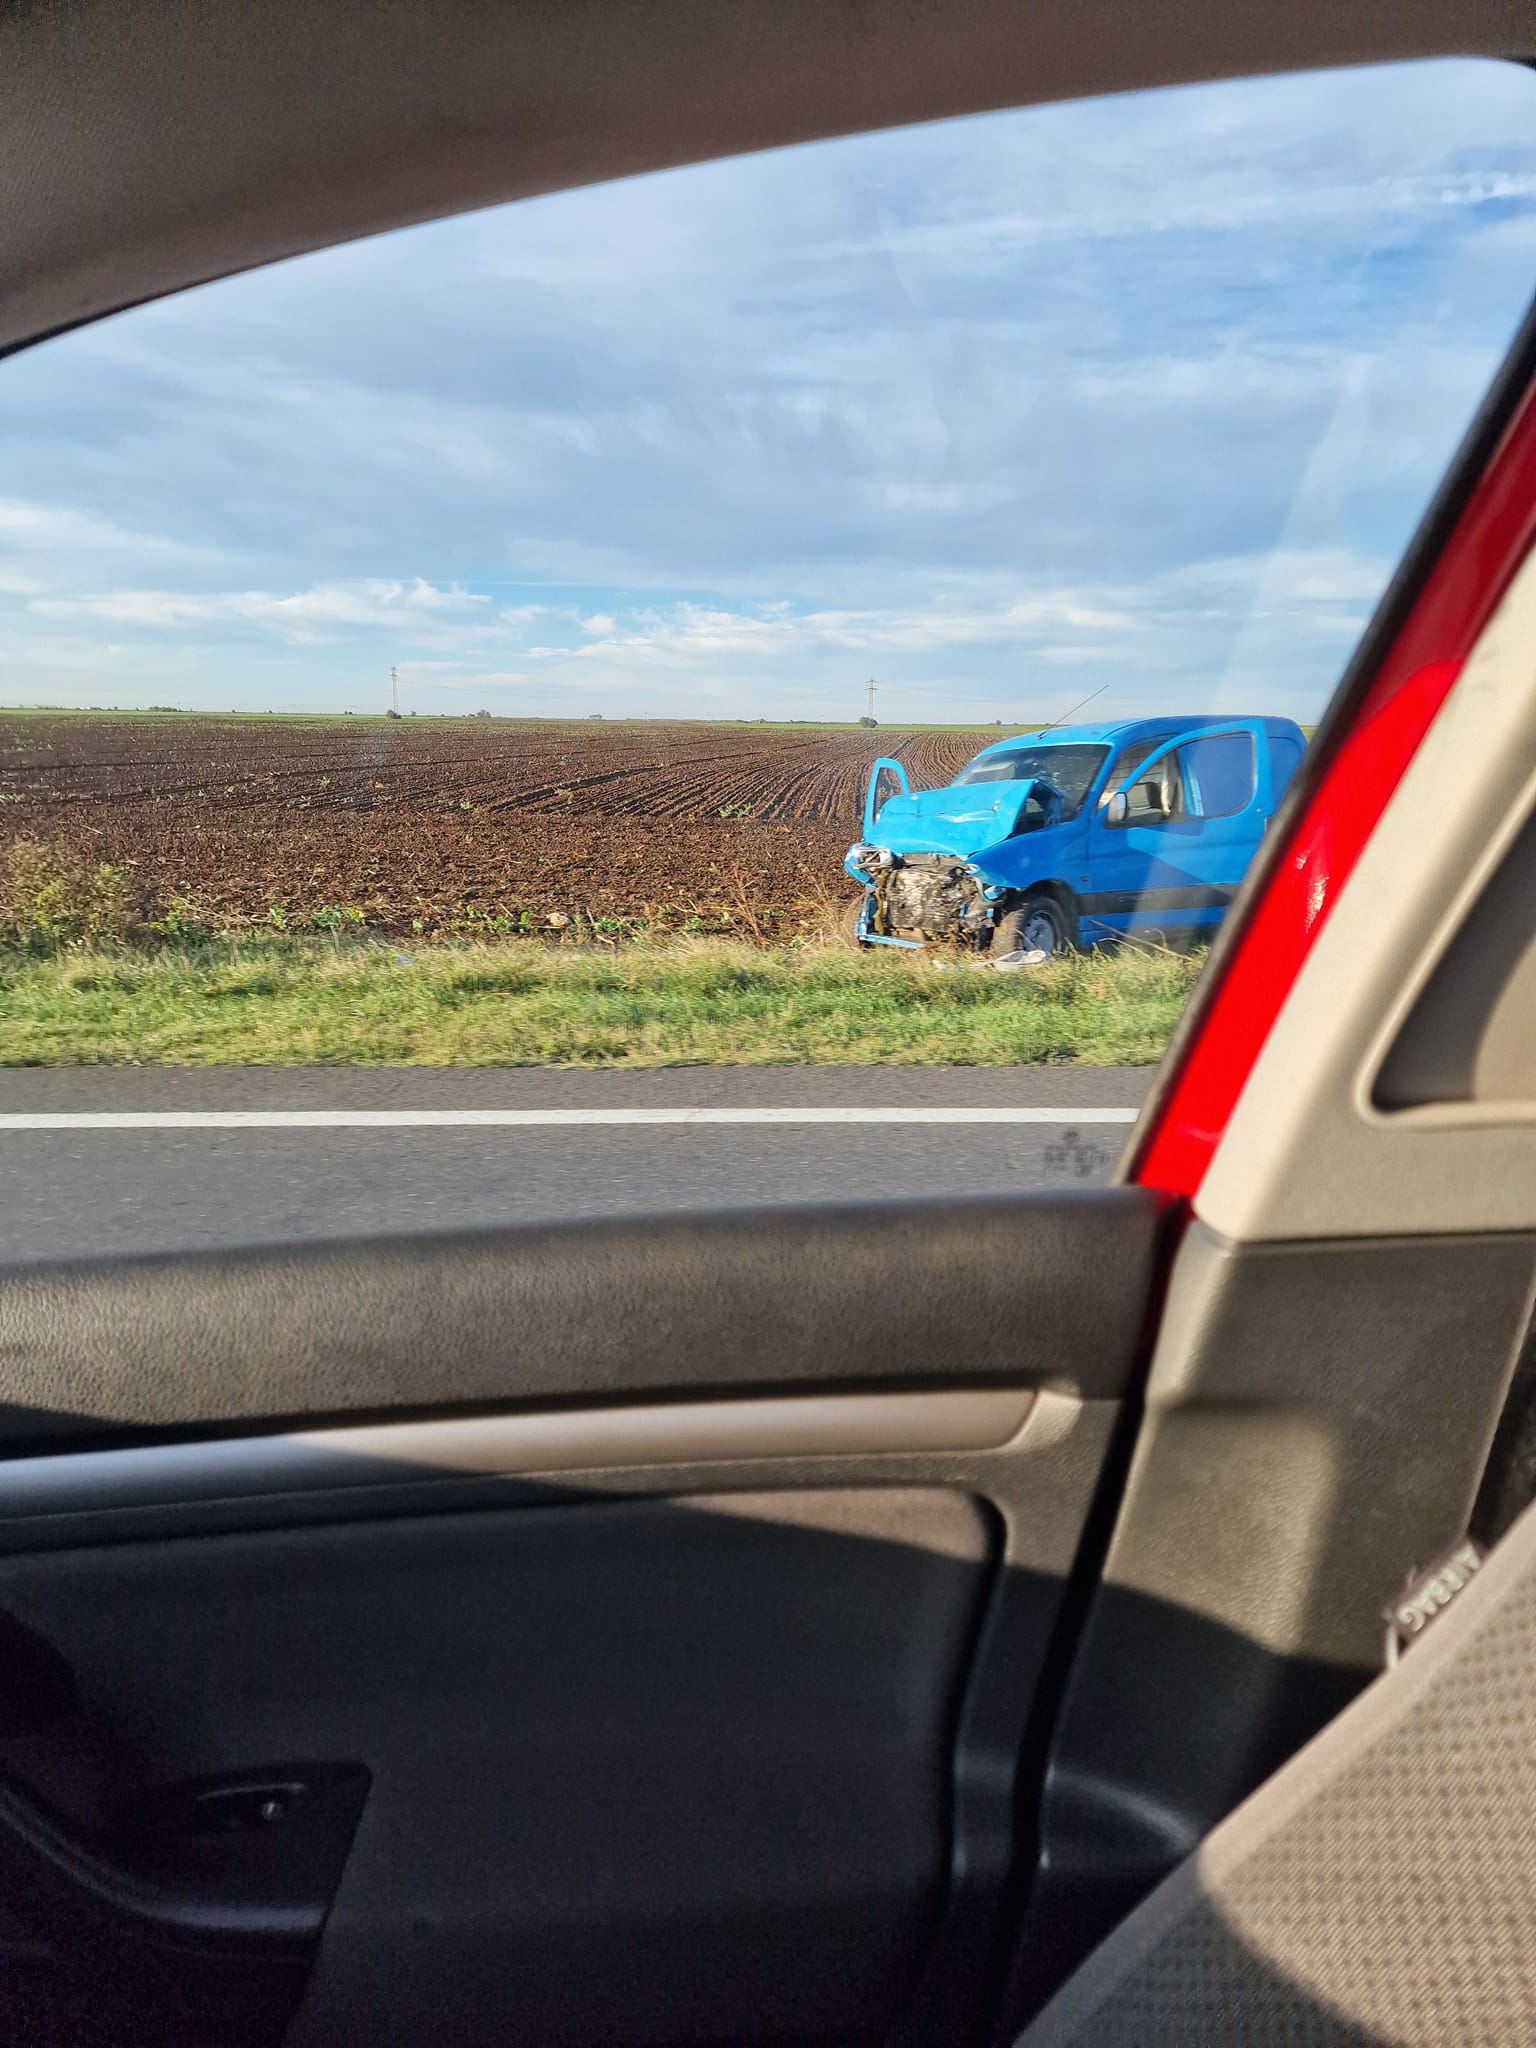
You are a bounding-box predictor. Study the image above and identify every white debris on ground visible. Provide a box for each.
[926,948,1051,972]
[988,949,1050,971]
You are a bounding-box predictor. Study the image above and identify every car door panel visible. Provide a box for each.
[0,1191,1157,2045]
[0,1491,994,2047]
[0,1190,1165,1445]
[2,1211,1532,2047]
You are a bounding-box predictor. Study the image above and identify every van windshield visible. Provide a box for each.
[949,744,1109,817]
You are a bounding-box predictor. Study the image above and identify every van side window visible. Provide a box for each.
[1103,740,1186,825]
[1269,734,1305,799]
[1180,733,1256,819]
[1102,739,1162,799]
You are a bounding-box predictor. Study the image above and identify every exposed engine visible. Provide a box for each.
[866,853,991,942]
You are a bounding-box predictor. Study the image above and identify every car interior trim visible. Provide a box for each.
[5,1,1532,360]
[1197,541,1536,1241]
[0,1387,1036,1525]
[0,1190,1166,1443]
[1130,289,1536,1198]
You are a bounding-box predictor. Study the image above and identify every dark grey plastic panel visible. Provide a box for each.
[0,1488,991,2047]
[0,1190,1164,1445]
[1003,1220,1536,2021]
[1016,1488,1536,2047]
[0,1191,1149,2039]
[0,1385,1120,2043]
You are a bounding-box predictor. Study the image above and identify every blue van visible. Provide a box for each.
[844,715,1306,954]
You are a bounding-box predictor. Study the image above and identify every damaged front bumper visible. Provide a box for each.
[844,844,1005,947]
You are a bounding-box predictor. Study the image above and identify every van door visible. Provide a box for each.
[1083,722,1266,940]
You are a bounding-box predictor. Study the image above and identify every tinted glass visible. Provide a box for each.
[1180,733,1256,819]
[2,57,1534,1259]
[1269,734,1305,799]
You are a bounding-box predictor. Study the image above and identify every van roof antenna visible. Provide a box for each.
[1028,682,1108,739]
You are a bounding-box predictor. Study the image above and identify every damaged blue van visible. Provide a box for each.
[843,715,1306,954]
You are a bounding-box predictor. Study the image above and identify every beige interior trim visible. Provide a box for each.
[0,1386,1036,1521]
[1357,760,1536,1129]
[1016,1485,1536,2047]
[1198,543,1536,1242]
[5,0,1532,356]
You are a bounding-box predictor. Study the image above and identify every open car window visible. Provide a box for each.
[1,56,1534,1261]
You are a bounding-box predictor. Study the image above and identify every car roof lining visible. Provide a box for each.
[4,0,1535,358]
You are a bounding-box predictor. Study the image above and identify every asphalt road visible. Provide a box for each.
[0,1066,1152,1265]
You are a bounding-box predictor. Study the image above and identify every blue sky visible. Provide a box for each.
[3,58,1535,725]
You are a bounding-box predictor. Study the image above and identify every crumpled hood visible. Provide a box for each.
[871,778,1052,860]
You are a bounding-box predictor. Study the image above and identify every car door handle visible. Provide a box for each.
[0,1664,368,2047]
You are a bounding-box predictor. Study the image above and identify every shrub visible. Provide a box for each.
[0,838,147,949]
[153,898,212,944]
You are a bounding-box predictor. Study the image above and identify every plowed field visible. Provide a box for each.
[0,716,994,938]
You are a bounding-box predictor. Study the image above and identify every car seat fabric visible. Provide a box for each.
[1016,1492,1536,2045]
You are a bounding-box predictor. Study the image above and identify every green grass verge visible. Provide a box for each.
[0,938,1202,1067]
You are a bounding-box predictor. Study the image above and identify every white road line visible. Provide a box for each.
[0,1106,1139,1131]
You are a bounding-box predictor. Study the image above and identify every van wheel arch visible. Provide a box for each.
[993,884,1080,956]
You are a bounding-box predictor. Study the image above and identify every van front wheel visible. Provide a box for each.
[840,893,870,947]
[993,892,1075,957]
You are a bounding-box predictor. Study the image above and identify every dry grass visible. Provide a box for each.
[0,933,1202,1067]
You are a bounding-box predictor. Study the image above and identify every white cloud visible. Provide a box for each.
[551,549,1379,674]
[1,59,1531,719]
[0,540,1407,722]
[0,498,206,558]
[843,169,1536,279]
[30,577,493,645]
[1169,548,1392,609]
[0,498,232,608]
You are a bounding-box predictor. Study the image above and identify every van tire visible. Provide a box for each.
[840,893,870,947]
[993,891,1076,957]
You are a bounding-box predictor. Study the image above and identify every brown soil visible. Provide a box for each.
[0,716,992,938]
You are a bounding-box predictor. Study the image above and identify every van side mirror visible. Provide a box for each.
[1105,782,1168,828]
